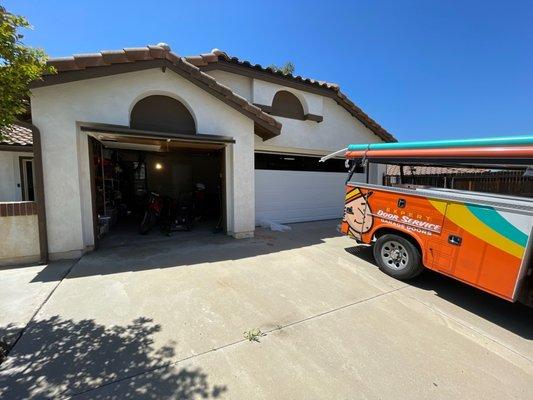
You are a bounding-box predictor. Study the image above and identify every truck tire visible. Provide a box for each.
[373,234,423,280]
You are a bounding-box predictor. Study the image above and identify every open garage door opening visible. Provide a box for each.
[89,135,226,248]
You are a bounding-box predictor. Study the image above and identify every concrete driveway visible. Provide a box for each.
[0,220,532,399]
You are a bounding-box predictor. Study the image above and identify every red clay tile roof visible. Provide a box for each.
[43,45,281,140]
[0,123,33,146]
[185,49,396,143]
[40,44,394,142]
[186,49,340,90]
[386,165,489,176]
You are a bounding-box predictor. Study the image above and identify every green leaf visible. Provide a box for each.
[0,6,55,137]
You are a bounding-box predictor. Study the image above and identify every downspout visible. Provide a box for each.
[21,121,48,264]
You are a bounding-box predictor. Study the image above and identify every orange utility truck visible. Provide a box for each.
[322,136,533,305]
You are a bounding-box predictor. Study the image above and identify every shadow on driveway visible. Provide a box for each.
[0,316,226,399]
[31,220,342,283]
[345,245,533,340]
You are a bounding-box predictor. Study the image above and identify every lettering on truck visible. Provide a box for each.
[372,209,442,235]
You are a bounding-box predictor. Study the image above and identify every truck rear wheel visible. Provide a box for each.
[373,234,423,280]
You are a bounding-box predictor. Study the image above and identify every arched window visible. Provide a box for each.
[130,95,196,134]
[270,90,305,120]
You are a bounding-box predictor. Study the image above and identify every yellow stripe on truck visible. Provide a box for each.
[429,200,525,259]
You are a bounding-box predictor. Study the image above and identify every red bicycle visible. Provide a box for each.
[139,192,164,234]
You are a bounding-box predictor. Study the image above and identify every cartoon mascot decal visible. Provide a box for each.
[343,187,373,239]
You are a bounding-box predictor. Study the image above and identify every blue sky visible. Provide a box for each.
[5,0,533,141]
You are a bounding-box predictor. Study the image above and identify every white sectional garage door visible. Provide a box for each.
[255,169,355,224]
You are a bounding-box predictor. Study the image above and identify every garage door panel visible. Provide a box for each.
[255,170,365,224]
[257,207,342,224]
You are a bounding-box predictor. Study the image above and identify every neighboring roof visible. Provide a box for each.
[185,49,396,143]
[0,123,33,147]
[36,45,281,140]
[386,165,489,176]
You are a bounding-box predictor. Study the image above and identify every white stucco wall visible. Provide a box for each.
[256,97,381,153]
[0,151,33,201]
[206,70,253,101]
[205,72,328,125]
[31,68,256,258]
[204,71,384,154]
[0,213,40,265]
[251,79,323,116]
[256,96,384,184]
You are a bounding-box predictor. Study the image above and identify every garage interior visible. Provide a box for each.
[87,131,227,247]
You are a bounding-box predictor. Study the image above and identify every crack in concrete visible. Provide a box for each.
[69,286,407,398]
[2,259,81,362]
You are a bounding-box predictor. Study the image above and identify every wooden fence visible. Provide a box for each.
[383,170,533,197]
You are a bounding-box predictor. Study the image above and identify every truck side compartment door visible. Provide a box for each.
[428,201,483,280]
[429,201,531,300]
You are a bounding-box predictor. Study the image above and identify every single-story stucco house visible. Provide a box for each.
[0,124,35,202]
[1,43,395,262]
[0,122,45,265]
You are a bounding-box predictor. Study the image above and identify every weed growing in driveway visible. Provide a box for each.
[243,328,265,342]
